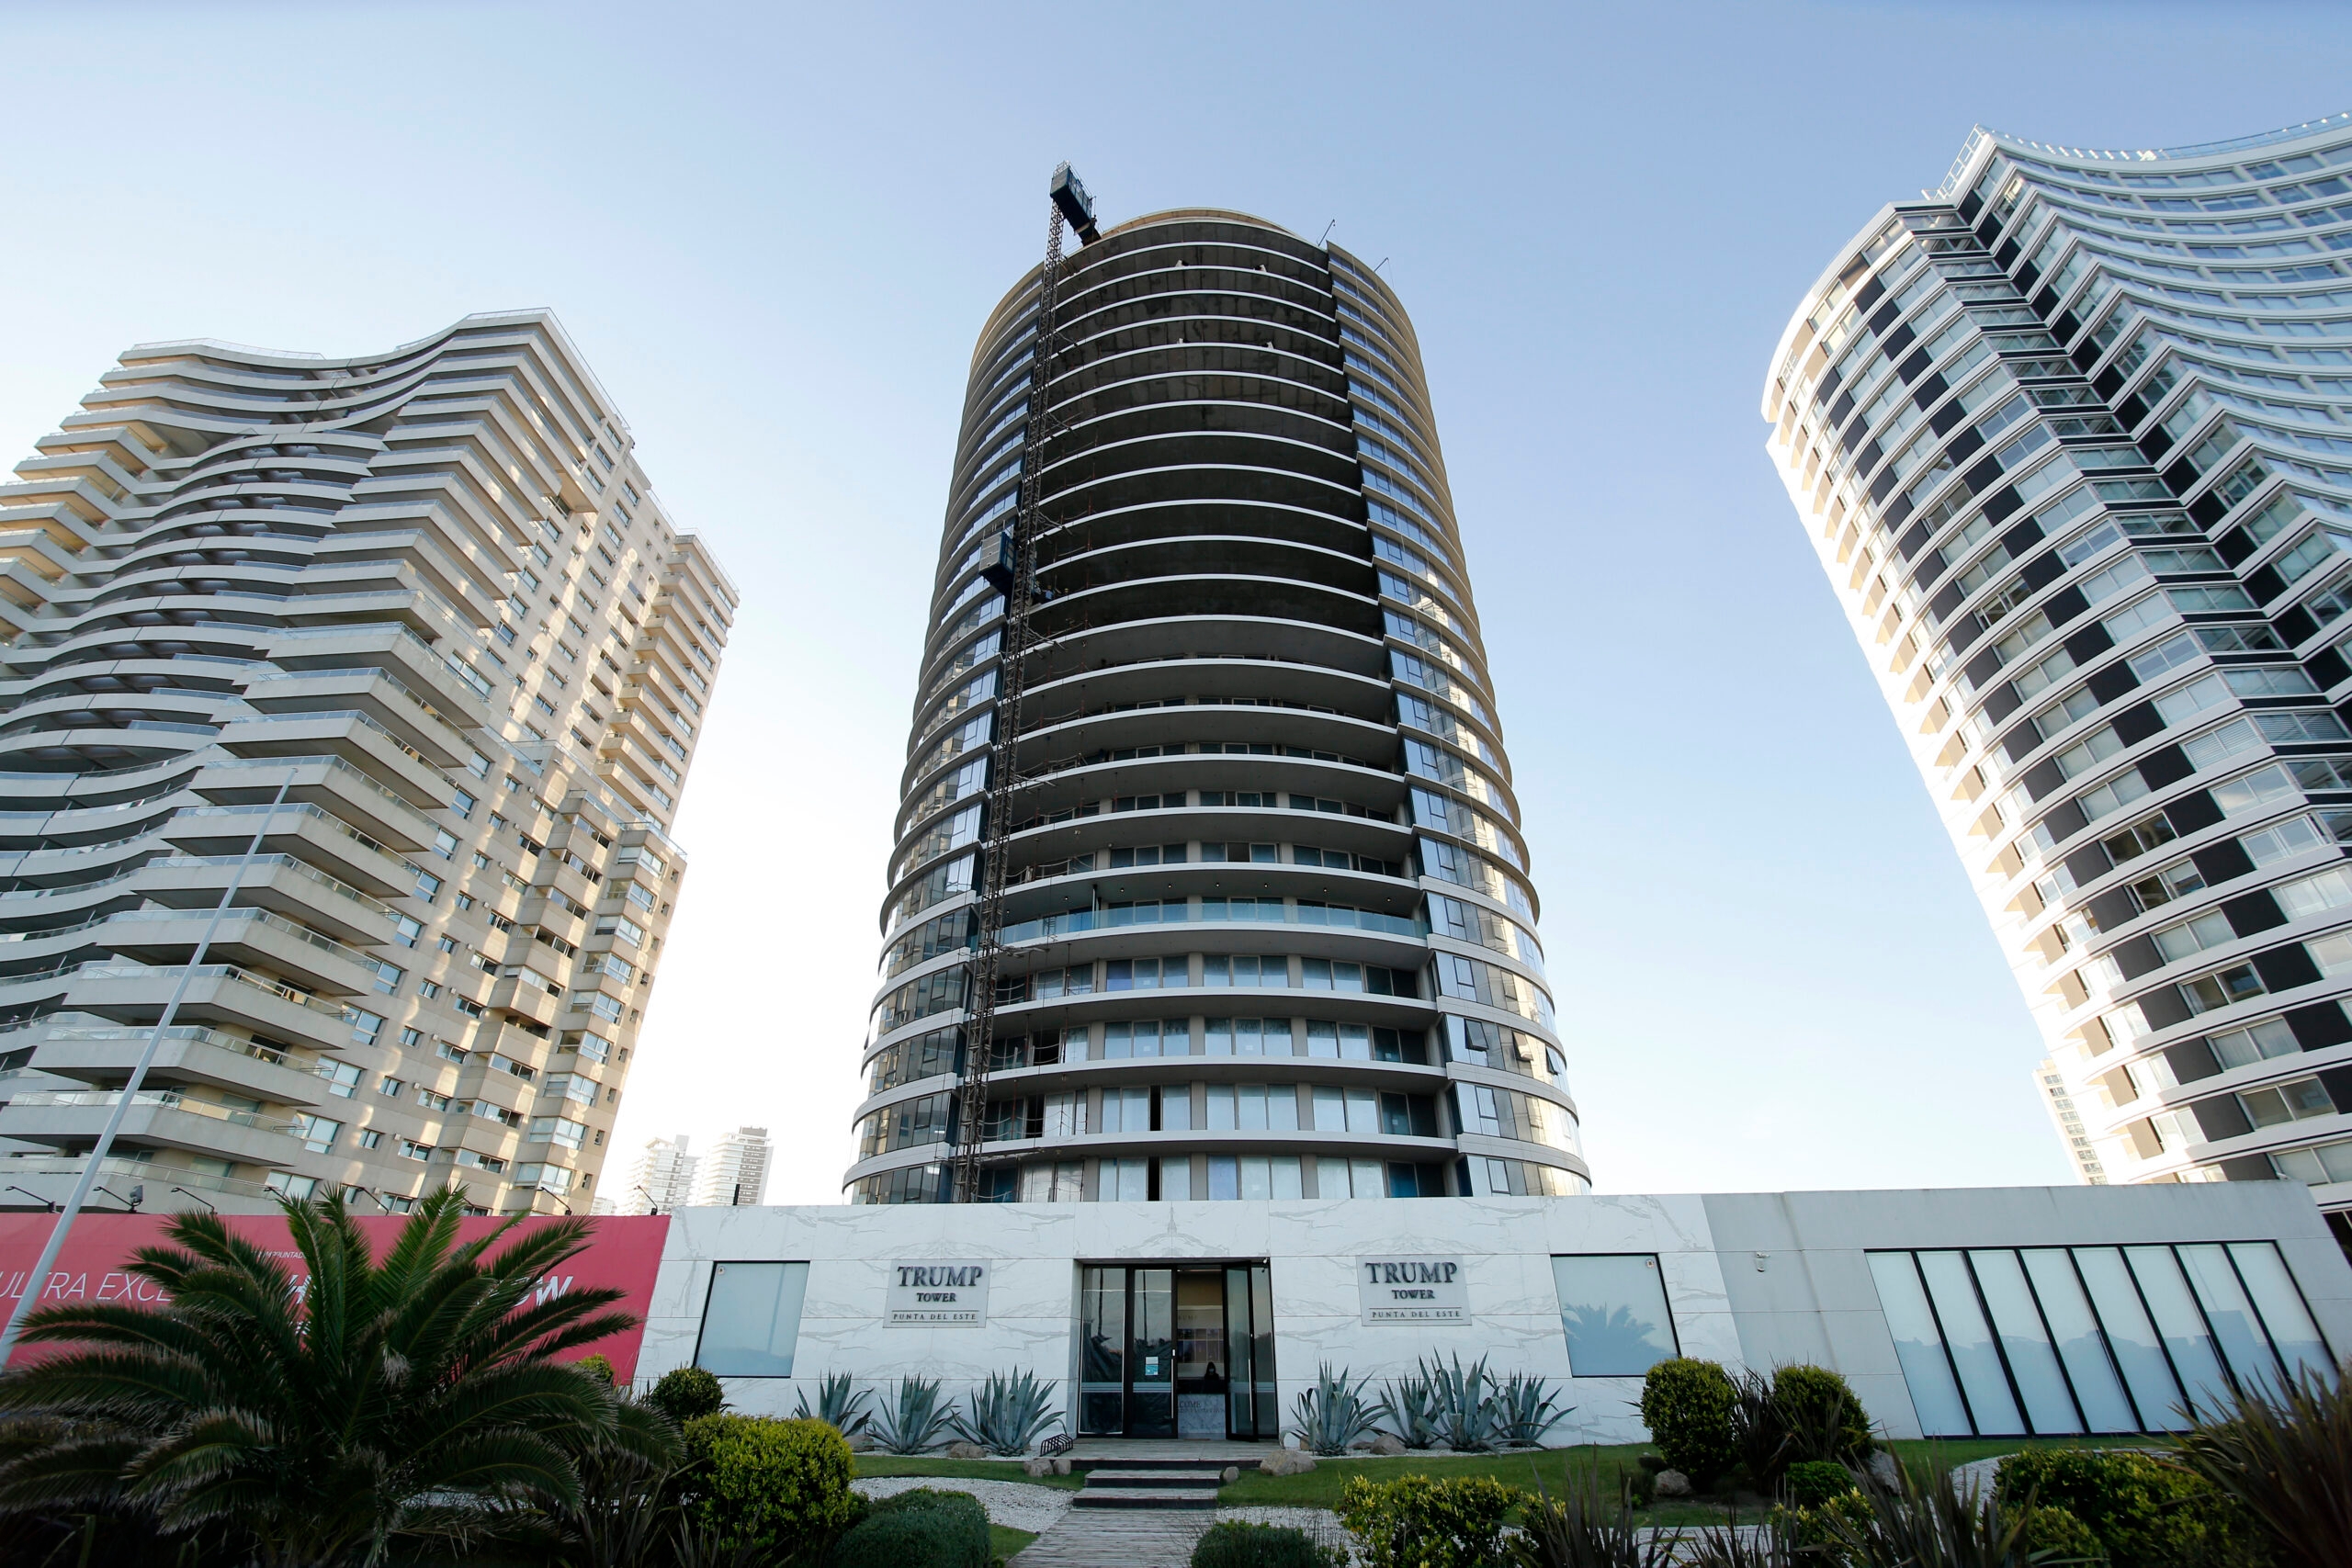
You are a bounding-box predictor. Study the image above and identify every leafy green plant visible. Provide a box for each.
[1769,1487,1870,1564]
[1508,1466,1679,1568]
[1771,1366,1872,1467]
[0,1186,655,1567]
[579,1353,618,1385]
[794,1371,873,1437]
[1377,1369,1441,1448]
[1339,1473,1522,1568]
[1289,1363,1383,1456]
[1783,1459,1854,1509]
[1995,1447,2254,1568]
[951,1370,1063,1455]
[682,1414,858,1557]
[1192,1518,1346,1568]
[1682,1515,1793,1568]
[2016,1505,2107,1564]
[1426,1353,1501,1452]
[2176,1364,2352,1568]
[649,1365,728,1426]
[1825,1459,2038,1568]
[871,1375,957,1456]
[1637,1359,1736,1485]
[551,1411,693,1568]
[831,1488,991,1568]
[1728,1369,1787,1490]
[1496,1371,1572,1447]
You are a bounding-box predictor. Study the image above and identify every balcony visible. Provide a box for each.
[0,1089,311,1166]
[133,852,395,947]
[28,1023,334,1107]
[241,666,471,767]
[59,962,364,1053]
[94,907,381,997]
[188,752,439,849]
[0,1156,286,1214]
[164,803,419,899]
[214,709,455,809]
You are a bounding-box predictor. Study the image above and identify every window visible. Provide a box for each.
[1868,1243,2330,1434]
[390,915,423,949]
[2240,1077,2335,1127]
[1551,1254,1679,1377]
[694,1261,810,1377]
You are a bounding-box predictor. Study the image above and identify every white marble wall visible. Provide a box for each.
[637,1184,2352,1449]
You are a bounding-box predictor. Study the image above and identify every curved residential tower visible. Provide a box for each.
[1767,114,2352,1228]
[0,312,732,1216]
[850,208,1582,1207]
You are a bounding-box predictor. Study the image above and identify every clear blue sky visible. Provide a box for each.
[4,2,2348,1203]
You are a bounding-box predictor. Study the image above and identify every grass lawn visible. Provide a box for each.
[1216,1435,2178,1525]
[854,1455,1087,1491]
[990,1524,1039,1559]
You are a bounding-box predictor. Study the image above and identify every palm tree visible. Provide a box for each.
[0,1185,670,1567]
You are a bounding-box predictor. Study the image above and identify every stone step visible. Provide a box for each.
[1084,1469,1223,1489]
[1072,1455,1258,1472]
[1071,1489,1221,1510]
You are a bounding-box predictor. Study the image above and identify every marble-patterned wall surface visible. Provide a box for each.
[636,1185,2352,1447]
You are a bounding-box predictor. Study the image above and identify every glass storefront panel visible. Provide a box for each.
[2126,1246,2234,1421]
[1079,1266,1126,1436]
[693,1260,809,1377]
[1918,1250,2026,1435]
[2227,1242,2332,1384]
[2018,1249,2140,1434]
[1866,1250,1971,1437]
[1969,1249,2082,1435]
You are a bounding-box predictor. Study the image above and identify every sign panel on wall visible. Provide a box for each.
[1357,1255,1467,1324]
[887,1260,990,1325]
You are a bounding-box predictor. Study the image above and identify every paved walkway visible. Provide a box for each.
[1012,1507,1209,1568]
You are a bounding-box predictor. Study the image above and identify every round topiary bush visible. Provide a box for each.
[1771,1364,1872,1462]
[576,1353,616,1385]
[1996,1448,2245,1567]
[2018,1504,2109,1565]
[1782,1458,1854,1509]
[1191,1518,1341,1568]
[683,1415,858,1558]
[1637,1358,1736,1484]
[831,1487,990,1568]
[648,1364,725,1425]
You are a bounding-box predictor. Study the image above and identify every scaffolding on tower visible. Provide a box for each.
[952,164,1099,1204]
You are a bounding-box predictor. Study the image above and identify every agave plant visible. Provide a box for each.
[1425,1352,1501,1451]
[1288,1363,1382,1455]
[1378,1369,1441,1448]
[953,1370,1064,1456]
[870,1375,956,1455]
[793,1371,872,1437]
[1495,1371,1571,1447]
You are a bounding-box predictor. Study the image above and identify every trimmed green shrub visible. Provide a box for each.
[1337,1473,1521,1568]
[648,1364,726,1425]
[1769,1487,1871,1559]
[683,1414,858,1557]
[576,1352,616,1385]
[1637,1358,1736,1484]
[831,1488,990,1568]
[2017,1504,2109,1564]
[1783,1458,1854,1509]
[1623,1465,1656,1508]
[1771,1364,1872,1464]
[1994,1449,2248,1568]
[1191,1518,1343,1568]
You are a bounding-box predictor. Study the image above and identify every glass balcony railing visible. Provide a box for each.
[6,1087,303,1137]
[1001,898,1426,945]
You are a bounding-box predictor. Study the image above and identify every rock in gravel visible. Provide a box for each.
[1868,1450,1900,1489]
[1654,1469,1692,1498]
[945,1441,989,1461]
[1368,1433,1407,1456]
[1260,1447,1318,1476]
[1023,1456,1055,1477]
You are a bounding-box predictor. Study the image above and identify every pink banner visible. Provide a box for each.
[0,1211,671,1379]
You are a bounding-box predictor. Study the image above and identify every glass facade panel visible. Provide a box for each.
[693,1260,809,1377]
[1079,1265,1126,1435]
[2126,1246,2234,1420]
[2018,1249,2140,1434]
[1867,1251,1971,1437]
[1551,1254,1678,1377]
[1969,1249,2082,1435]
[2228,1242,2333,1384]
[2074,1247,2190,1432]
[2177,1244,2286,1401]
[1918,1250,2026,1435]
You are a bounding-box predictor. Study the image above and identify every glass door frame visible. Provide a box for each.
[1076,1260,1276,1438]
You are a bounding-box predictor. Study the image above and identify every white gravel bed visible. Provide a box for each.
[854,1475,1074,1535]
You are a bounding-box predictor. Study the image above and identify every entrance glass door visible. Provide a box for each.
[1077,1262,1277,1438]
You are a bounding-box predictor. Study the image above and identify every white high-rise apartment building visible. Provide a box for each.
[1768,113,2352,1239]
[691,1124,772,1207]
[0,311,733,1215]
[625,1134,698,1213]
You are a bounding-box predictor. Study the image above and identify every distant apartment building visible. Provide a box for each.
[2039,1056,2109,1184]
[692,1124,773,1207]
[0,312,734,1214]
[626,1134,698,1213]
